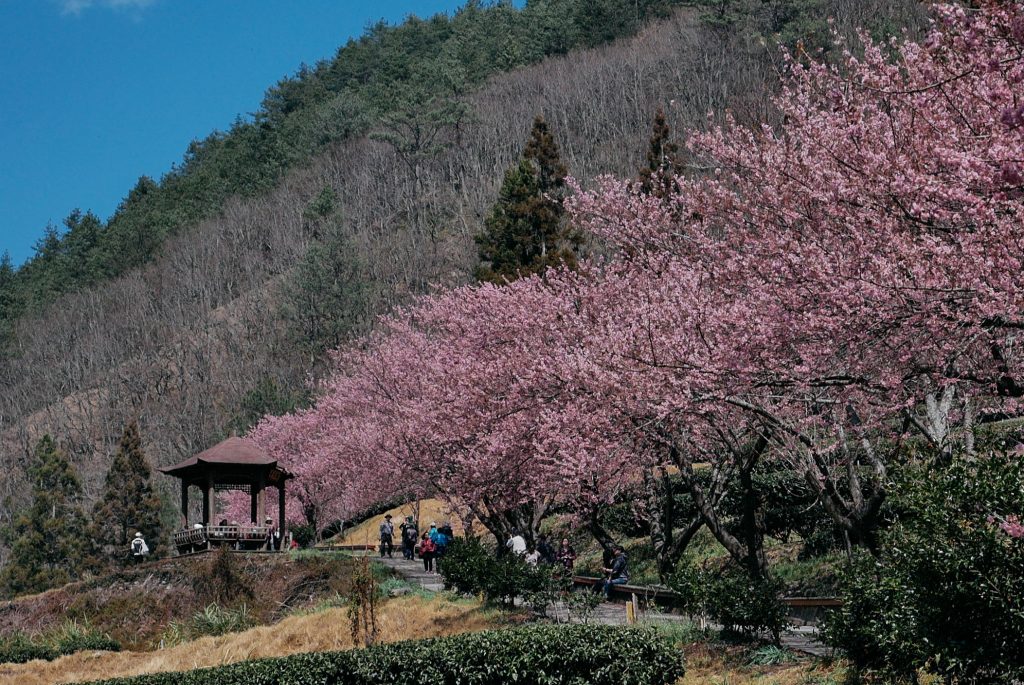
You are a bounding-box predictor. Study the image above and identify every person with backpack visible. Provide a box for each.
[429,522,448,572]
[130,532,149,563]
[379,514,395,558]
[400,516,418,561]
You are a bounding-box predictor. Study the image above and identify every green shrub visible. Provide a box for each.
[440,537,555,606]
[670,560,786,643]
[53,620,121,654]
[161,604,255,646]
[88,624,685,685]
[0,621,120,664]
[0,632,57,664]
[824,454,1024,684]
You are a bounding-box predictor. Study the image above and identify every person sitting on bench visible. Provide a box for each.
[602,545,629,599]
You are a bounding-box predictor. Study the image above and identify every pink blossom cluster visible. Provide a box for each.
[251,2,1024,538]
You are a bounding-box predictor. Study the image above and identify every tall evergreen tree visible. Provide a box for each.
[89,421,165,567]
[638,106,681,198]
[0,436,87,597]
[475,115,579,283]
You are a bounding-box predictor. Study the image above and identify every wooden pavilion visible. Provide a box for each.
[159,436,293,554]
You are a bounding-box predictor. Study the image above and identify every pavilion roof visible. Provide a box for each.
[158,436,293,481]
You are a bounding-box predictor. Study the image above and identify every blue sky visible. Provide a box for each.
[0,0,470,266]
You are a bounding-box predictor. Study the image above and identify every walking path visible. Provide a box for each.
[362,552,830,657]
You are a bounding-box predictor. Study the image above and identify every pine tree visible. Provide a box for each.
[475,115,579,283]
[638,107,681,199]
[89,421,165,567]
[0,436,87,597]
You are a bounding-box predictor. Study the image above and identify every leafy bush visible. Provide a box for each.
[670,560,786,643]
[161,604,255,646]
[439,536,555,606]
[0,621,120,664]
[90,624,685,685]
[53,620,121,654]
[0,632,57,664]
[824,454,1024,684]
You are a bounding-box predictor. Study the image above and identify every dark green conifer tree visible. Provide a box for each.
[638,106,681,198]
[89,421,165,567]
[475,115,579,283]
[0,436,87,597]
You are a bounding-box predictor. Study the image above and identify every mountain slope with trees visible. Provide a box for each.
[0,0,924,570]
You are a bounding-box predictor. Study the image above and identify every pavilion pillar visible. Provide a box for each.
[278,482,287,551]
[180,481,189,527]
[203,475,215,526]
[250,483,259,524]
[256,473,266,524]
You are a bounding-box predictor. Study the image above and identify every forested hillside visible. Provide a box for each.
[0,0,923,544]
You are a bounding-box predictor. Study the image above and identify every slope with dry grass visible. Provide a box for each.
[0,552,358,651]
[0,594,497,685]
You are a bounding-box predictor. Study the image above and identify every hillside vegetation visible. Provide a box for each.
[0,0,923,564]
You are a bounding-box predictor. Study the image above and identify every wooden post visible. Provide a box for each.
[180,480,189,527]
[203,474,214,526]
[278,481,287,551]
[208,478,217,524]
[256,473,266,524]
[626,599,636,625]
[250,482,259,524]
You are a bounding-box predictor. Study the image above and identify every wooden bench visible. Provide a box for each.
[572,575,842,623]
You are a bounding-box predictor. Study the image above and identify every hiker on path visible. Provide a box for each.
[379,514,395,558]
[419,531,436,572]
[130,532,149,563]
[400,516,418,560]
[602,545,629,599]
[556,538,576,573]
[429,522,448,572]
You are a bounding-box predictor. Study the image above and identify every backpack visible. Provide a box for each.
[131,538,145,555]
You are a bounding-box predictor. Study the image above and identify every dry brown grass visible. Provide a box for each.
[0,594,496,685]
[679,642,841,684]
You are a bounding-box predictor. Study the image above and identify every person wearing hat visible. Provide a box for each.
[399,515,418,561]
[130,532,149,563]
[379,514,395,558]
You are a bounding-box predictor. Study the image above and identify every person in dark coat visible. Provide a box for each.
[601,546,629,599]
[379,514,394,558]
[556,538,577,573]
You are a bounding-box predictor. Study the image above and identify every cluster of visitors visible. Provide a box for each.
[379,515,452,573]
[507,532,577,574]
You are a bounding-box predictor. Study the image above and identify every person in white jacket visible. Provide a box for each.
[130,532,149,563]
[506,531,527,556]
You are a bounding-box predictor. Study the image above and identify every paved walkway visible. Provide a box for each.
[363,552,830,657]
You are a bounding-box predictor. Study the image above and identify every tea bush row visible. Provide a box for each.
[89,624,685,685]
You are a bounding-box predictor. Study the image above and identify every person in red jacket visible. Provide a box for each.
[419,531,436,573]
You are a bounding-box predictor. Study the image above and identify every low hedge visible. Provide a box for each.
[0,625,121,665]
[0,633,58,664]
[88,624,685,685]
